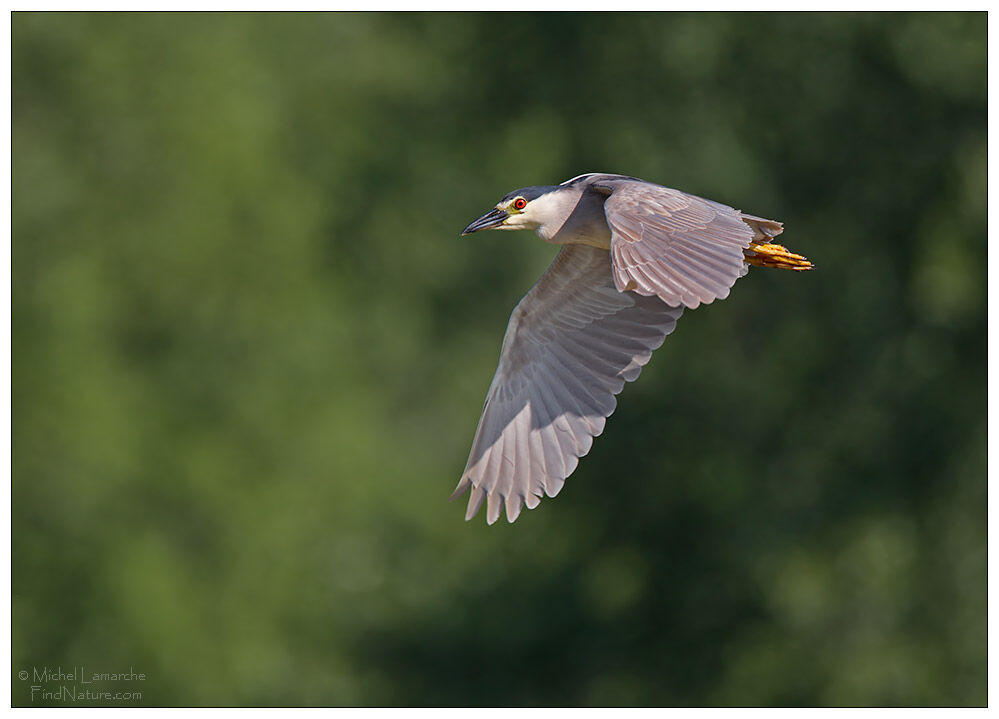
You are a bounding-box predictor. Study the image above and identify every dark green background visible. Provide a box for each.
[13,12,986,707]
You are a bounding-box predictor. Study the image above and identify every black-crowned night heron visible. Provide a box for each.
[452,173,811,524]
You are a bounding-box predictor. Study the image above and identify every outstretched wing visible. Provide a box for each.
[451,244,683,524]
[594,177,782,309]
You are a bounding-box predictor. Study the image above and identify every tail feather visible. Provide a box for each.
[740,213,784,242]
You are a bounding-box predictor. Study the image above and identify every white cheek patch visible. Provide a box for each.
[524,192,564,230]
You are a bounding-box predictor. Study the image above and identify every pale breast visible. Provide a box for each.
[540,189,613,250]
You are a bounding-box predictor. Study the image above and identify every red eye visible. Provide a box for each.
[513,198,527,210]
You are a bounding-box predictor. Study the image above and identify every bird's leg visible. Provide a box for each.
[744,241,813,271]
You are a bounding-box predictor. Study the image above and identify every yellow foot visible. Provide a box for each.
[745,242,813,271]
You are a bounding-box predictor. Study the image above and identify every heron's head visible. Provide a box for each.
[461,184,566,235]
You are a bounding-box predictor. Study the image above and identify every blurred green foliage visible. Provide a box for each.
[13,12,985,707]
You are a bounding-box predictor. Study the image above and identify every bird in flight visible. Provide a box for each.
[452,173,811,524]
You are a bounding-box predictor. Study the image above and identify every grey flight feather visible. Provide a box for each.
[450,244,683,524]
[593,176,783,309]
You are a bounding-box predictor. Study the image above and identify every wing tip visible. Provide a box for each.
[454,483,545,524]
[461,484,487,521]
[448,476,472,502]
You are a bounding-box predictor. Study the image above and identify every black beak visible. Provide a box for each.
[461,207,508,235]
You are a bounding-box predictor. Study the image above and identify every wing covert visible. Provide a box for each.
[596,178,782,309]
